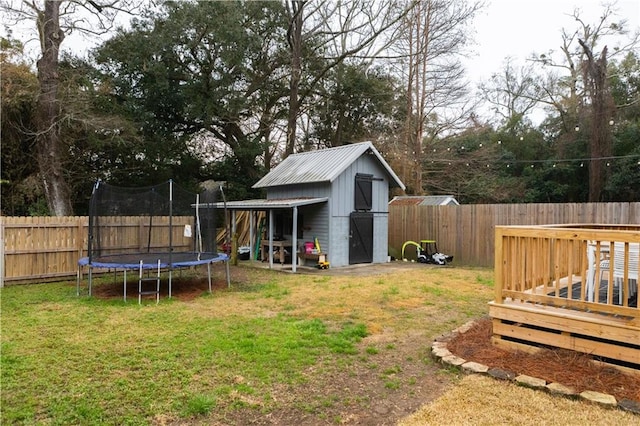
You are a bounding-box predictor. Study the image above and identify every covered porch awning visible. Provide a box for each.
[214,197,328,272]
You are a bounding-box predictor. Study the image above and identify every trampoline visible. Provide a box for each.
[77,180,230,302]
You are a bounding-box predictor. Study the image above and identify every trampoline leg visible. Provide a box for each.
[76,267,80,296]
[123,269,127,303]
[169,270,172,299]
[207,262,212,293]
[88,267,93,296]
[225,260,231,288]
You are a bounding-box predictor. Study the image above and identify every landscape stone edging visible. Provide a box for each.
[431,320,640,415]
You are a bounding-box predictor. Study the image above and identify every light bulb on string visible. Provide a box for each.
[609,120,614,126]
[575,125,580,132]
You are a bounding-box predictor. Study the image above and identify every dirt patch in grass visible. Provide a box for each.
[90,268,248,301]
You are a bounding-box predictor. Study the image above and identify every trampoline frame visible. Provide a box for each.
[77,252,230,301]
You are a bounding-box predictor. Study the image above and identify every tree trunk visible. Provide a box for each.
[35,0,73,215]
[285,0,304,157]
[579,40,613,202]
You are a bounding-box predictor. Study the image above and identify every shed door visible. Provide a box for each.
[349,212,373,264]
[354,174,373,211]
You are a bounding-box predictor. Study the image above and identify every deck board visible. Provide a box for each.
[489,300,640,366]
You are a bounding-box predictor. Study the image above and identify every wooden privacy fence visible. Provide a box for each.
[0,216,194,285]
[3,202,640,284]
[388,202,640,267]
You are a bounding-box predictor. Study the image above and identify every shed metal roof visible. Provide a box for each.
[389,195,459,206]
[252,141,405,190]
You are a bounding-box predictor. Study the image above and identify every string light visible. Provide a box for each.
[428,153,639,166]
[426,140,640,170]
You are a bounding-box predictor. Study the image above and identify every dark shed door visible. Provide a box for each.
[354,173,373,211]
[349,212,373,264]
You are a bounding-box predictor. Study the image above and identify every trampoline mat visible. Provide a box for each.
[78,252,228,269]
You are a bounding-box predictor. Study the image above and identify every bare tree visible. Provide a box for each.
[478,57,543,129]
[283,0,413,157]
[526,4,638,199]
[393,0,481,194]
[1,0,143,215]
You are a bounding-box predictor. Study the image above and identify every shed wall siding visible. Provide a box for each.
[331,155,390,217]
[372,213,389,263]
[298,204,330,261]
[329,216,350,267]
[267,183,331,200]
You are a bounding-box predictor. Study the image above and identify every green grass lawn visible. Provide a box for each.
[1,264,494,425]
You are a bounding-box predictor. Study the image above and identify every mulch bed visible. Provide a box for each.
[446,317,640,402]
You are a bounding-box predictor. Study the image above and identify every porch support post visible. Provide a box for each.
[268,209,274,269]
[231,210,237,265]
[292,206,298,273]
[249,209,254,263]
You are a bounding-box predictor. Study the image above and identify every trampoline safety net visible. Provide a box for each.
[88,180,218,263]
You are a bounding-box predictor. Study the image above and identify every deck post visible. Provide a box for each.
[494,227,504,303]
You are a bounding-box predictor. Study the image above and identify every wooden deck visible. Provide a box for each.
[491,224,640,368]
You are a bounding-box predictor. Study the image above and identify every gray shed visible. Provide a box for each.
[222,141,405,271]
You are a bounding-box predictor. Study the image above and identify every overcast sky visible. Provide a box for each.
[466,0,640,83]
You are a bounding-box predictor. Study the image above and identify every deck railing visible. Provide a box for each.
[494,224,640,318]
